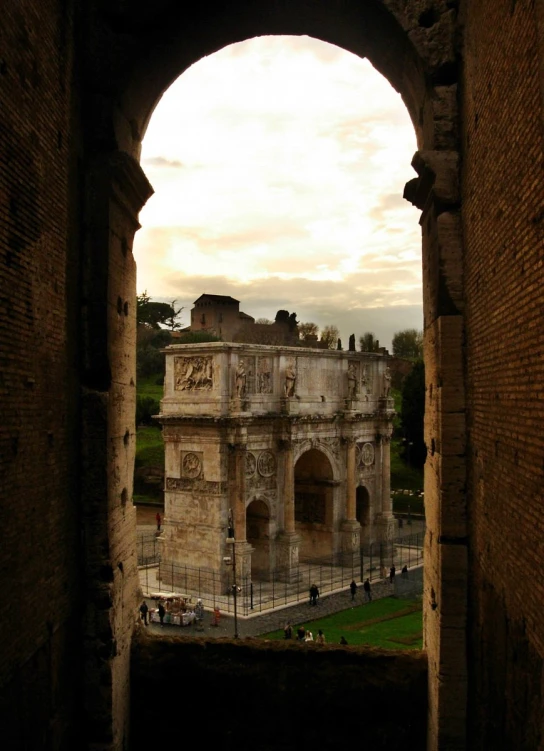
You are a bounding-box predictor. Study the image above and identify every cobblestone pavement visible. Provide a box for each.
[141,577,399,640]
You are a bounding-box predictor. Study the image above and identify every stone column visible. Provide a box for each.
[341,437,361,568]
[276,438,301,582]
[374,434,396,567]
[228,443,253,580]
[381,434,393,517]
[346,438,357,521]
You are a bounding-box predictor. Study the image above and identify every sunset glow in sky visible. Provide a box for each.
[133,35,423,349]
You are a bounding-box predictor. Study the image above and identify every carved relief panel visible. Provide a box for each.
[257,450,276,477]
[245,452,256,478]
[174,356,213,391]
[361,365,372,398]
[356,442,375,467]
[256,356,273,394]
[181,451,203,478]
[246,450,277,490]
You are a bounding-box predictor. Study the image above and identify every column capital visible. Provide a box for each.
[278,438,293,451]
[227,441,247,454]
[375,433,392,445]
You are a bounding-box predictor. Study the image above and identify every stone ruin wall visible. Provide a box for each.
[0,3,84,748]
[461,0,544,746]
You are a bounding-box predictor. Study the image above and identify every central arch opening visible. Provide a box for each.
[294,448,335,559]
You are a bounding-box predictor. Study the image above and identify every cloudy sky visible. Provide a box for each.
[133,35,423,350]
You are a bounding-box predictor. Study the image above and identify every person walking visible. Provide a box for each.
[401,564,408,578]
[156,511,161,531]
[309,583,319,606]
[349,580,357,602]
[139,600,149,625]
[363,578,372,602]
[158,601,165,626]
[389,565,396,584]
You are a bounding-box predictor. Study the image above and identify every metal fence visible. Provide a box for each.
[137,531,161,566]
[140,529,424,617]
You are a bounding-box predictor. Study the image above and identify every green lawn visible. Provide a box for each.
[261,597,423,650]
[137,374,164,401]
[135,425,164,468]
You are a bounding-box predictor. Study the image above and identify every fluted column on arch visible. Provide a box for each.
[276,437,301,583]
[228,441,253,581]
[340,436,361,567]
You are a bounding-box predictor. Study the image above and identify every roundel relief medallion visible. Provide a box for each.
[245,452,256,477]
[361,442,375,466]
[257,450,276,477]
[182,452,202,478]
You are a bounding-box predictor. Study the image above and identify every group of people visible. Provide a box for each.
[349,578,372,602]
[284,622,326,644]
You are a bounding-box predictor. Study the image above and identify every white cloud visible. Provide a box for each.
[134,35,422,350]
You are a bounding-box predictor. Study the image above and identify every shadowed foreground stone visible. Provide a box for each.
[131,632,427,749]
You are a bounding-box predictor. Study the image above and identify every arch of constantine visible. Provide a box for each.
[157,343,395,585]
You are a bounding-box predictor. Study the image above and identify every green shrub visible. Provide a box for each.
[136,396,160,425]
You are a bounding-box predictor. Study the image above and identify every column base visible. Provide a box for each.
[230,397,250,414]
[233,541,254,581]
[275,532,302,583]
[339,520,361,568]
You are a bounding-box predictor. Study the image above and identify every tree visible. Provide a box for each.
[400,359,426,468]
[255,318,273,325]
[348,334,356,351]
[137,291,180,329]
[164,299,184,331]
[320,325,340,349]
[337,338,342,350]
[299,322,319,341]
[392,329,423,360]
[359,332,380,352]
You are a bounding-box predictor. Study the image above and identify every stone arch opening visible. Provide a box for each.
[294,449,335,559]
[81,3,465,747]
[356,485,371,530]
[246,499,271,580]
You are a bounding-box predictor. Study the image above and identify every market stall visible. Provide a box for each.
[149,593,196,626]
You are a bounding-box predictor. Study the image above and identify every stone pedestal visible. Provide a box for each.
[275,532,302,583]
[233,540,254,581]
[374,513,397,568]
[340,519,361,568]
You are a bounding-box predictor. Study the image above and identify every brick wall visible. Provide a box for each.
[462,0,544,745]
[0,1,84,747]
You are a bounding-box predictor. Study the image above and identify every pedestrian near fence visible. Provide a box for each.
[350,580,357,602]
[363,578,372,602]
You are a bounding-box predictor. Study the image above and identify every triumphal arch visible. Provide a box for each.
[157,343,395,583]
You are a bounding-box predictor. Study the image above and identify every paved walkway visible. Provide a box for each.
[140,575,410,640]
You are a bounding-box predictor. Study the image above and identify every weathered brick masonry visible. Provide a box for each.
[462,0,544,747]
[0,1,543,750]
[0,2,83,748]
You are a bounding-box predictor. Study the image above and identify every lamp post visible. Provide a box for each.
[226,508,239,639]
